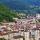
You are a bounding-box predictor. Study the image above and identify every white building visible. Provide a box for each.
[36,14,40,19]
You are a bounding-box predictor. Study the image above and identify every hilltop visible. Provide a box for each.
[0,4,19,22]
[0,4,26,22]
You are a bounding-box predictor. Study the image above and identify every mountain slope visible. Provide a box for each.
[0,4,18,22]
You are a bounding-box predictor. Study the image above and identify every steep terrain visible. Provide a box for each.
[0,4,18,22]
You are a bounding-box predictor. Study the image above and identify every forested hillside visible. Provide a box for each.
[0,4,18,22]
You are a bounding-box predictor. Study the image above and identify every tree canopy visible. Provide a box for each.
[0,4,18,22]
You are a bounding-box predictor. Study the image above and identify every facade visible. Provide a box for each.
[0,30,40,40]
[36,14,40,19]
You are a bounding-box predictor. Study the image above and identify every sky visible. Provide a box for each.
[0,0,40,13]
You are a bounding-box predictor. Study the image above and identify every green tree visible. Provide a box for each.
[0,38,6,40]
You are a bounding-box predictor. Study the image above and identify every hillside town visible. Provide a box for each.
[0,14,40,40]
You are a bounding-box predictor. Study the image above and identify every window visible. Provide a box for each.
[31,30,35,38]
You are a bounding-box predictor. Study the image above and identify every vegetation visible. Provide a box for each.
[0,4,18,22]
[38,19,40,22]
[0,38,6,40]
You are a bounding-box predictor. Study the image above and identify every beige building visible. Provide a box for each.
[0,30,40,40]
